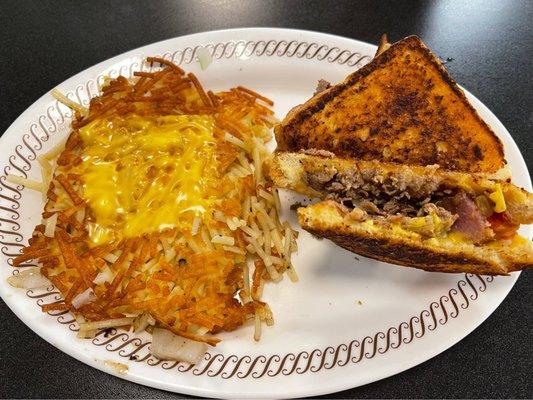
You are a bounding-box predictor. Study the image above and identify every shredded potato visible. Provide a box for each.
[51,88,89,116]
[12,58,298,351]
[6,174,46,192]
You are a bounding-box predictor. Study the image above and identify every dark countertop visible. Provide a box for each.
[1,1,531,398]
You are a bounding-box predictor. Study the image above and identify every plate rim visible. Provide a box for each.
[0,27,529,399]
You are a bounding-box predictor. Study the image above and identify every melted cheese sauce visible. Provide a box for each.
[78,115,218,245]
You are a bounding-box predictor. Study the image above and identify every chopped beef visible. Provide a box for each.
[383,198,417,215]
[305,169,337,191]
[328,181,346,192]
[358,200,384,215]
[313,79,331,95]
[438,191,493,243]
[333,168,439,201]
[336,169,364,193]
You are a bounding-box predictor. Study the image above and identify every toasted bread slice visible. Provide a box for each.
[298,201,532,275]
[275,35,505,173]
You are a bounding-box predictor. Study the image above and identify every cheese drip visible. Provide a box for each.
[78,115,218,245]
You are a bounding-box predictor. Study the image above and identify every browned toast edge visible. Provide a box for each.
[302,224,510,275]
[276,35,505,169]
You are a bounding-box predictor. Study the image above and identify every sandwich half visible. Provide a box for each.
[265,152,533,275]
[275,35,505,174]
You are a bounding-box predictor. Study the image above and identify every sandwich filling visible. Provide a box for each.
[304,166,519,244]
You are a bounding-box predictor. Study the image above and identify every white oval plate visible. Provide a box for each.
[0,28,531,399]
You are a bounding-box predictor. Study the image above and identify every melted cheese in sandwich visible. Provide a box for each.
[78,115,218,245]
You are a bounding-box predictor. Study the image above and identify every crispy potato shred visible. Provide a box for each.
[14,57,298,347]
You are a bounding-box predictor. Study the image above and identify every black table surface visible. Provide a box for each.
[1,1,532,398]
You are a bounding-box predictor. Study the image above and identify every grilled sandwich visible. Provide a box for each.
[265,152,533,275]
[275,35,505,174]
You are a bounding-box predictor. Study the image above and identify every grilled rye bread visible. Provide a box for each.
[265,152,533,275]
[275,35,505,174]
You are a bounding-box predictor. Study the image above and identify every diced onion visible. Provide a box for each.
[196,47,213,70]
[7,267,51,289]
[150,328,207,364]
[72,288,96,309]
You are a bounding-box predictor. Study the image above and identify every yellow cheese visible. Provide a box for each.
[78,114,218,245]
[488,183,507,213]
[445,232,468,244]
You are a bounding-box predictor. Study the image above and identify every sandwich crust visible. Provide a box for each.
[275,36,505,173]
[298,201,532,275]
[303,226,503,275]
